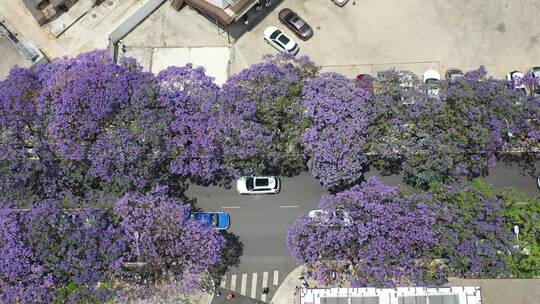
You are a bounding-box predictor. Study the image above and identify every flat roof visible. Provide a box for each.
[301,287,481,304]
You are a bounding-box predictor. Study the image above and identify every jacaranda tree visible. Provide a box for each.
[367,67,540,189]
[301,72,371,191]
[287,177,445,287]
[429,179,516,278]
[0,50,165,202]
[219,54,318,178]
[156,64,224,185]
[0,200,128,303]
[113,185,225,299]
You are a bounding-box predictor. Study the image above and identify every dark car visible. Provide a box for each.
[278,8,313,40]
[445,68,463,83]
[356,74,374,93]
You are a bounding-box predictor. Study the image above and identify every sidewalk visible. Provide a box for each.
[272,266,540,304]
[270,266,318,304]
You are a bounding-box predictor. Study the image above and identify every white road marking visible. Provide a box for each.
[261,271,269,302]
[273,270,279,285]
[220,275,226,288]
[240,273,247,295]
[221,206,242,209]
[251,273,258,298]
[230,274,237,291]
[279,205,299,208]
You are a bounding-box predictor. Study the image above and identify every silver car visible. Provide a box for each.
[236,176,280,194]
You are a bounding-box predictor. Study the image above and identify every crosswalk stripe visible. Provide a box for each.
[261,271,269,302]
[240,273,247,295]
[251,273,258,298]
[230,274,237,291]
[273,270,279,285]
[220,275,226,288]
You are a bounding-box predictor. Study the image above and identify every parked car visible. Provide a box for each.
[506,71,526,93]
[398,71,417,104]
[308,209,351,226]
[263,26,299,55]
[423,69,441,99]
[189,212,230,230]
[537,174,540,191]
[526,67,540,97]
[445,68,463,83]
[278,8,313,40]
[332,0,349,7]
[356,74,374,93]
[236,176,280,194]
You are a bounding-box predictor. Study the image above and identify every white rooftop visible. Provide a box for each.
[301,286,481,304]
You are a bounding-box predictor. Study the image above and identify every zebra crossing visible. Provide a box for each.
[220,270,280,302]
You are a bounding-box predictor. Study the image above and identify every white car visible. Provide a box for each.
[423,69,441,99]
[332,0,349,6]
[398,71,417,105]
[236,176,280,194]
[506,71,526,92]
[308,209,351,226]
[263,26,299,56]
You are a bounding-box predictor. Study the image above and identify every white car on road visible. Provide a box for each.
[236,176,280,194]
[263,26,299,56]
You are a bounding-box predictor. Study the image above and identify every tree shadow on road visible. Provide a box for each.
[209,231,244,283]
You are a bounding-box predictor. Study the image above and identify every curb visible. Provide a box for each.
[270,265,306,304]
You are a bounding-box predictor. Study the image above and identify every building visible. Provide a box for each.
[300,286,482,304]
[23,0,90,25]
[171,0,259,30]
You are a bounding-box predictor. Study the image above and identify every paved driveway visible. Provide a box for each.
[231,0,540,78]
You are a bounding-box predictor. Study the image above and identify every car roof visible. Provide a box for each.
[423,69,441,81]
[290,15,306,28]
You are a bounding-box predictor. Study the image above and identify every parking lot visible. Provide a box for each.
[122,0,540,80]
[231,0,540,77]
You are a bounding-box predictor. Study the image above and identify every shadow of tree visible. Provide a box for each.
[208,231,244,283]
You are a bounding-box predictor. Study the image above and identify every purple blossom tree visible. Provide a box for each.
[156,64,224,185]
[0,199,128,303]
[0,204,54,303]
[301,72,371,191]
[219,54,318,178]
[287,177,444,287]
[367,67,539,188]
[0,51,168,201]
[113,185,225,296]
[429,179,516,278]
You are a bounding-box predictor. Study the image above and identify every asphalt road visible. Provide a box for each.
[187,162,539,301]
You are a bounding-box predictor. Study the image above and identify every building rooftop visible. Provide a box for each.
[301,287,482,304]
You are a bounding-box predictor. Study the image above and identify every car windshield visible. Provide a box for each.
[246,177,254,190]
[277,34,290,45]
[211,213,219,227]
[269,30,281,40]
[255,178,269,187]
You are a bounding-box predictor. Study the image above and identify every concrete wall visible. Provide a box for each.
[107,0,166,59]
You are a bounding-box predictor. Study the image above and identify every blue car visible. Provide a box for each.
[189,212,230,230]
